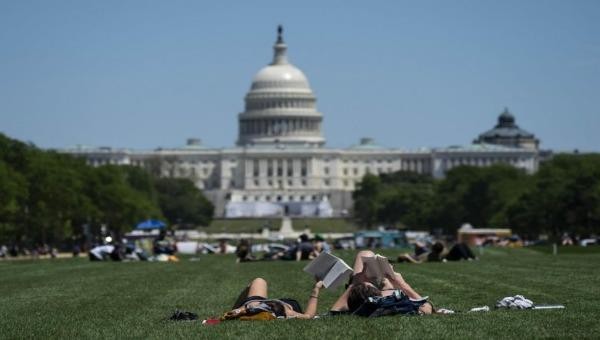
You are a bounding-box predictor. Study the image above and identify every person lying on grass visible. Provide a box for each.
[222,277,324,320]
[397,241,477,264]
[330,250,435,316]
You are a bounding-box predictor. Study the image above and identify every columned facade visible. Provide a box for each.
[60,27,541,218]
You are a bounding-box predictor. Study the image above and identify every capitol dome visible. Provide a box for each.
[250,64,311,92]
[237,26,325,147]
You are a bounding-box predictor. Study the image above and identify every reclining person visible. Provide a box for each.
[330,250,434,316]
[89,243,131,261]
[267,234,316,261]
[398,241,477,263]
[222,277,324,320]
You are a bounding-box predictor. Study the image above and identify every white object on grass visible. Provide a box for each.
[436,308,455,314]
[496,295,534,309]
[532,305,565,310]
[468,306,490,312]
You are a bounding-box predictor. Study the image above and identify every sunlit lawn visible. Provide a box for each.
[204,218,359,233]
[1,247,598,339]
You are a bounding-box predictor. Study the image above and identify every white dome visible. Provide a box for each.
[251,64,310,90]
[237,26,325,147]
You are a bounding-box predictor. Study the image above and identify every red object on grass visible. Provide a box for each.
[202,318,221,326]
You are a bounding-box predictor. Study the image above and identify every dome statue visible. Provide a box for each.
[237,26,325,147]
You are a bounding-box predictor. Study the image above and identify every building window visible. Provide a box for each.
[301,179,307,186]
[324,179,330,186]
[324,167,329,175]
[301,159,307,176]
[254,179,259,187]
[343,168,348,176]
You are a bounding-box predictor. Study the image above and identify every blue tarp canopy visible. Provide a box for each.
[136,219,166,230]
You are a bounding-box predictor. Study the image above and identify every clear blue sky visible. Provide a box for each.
[1,0,598,152]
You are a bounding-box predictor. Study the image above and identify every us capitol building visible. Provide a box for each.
[62,27,541,218]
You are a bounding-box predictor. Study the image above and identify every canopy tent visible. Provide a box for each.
[136,219,166,230]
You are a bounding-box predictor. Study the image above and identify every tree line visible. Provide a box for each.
[0,134,214,246]
[353,154,600,239]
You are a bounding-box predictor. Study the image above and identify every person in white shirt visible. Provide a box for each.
[88,244,115,261]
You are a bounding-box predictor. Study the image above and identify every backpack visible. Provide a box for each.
[169,310,198,321]
[353,290,428,317]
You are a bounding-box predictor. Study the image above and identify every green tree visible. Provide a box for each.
[430,165,530,233]
[0,161,28,244]
[507,154,600,238]
[154,177,214,227]
[353,173,382,228]
[377,171,435,228]
[87,165,162,236]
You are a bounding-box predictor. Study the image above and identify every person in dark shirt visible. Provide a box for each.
[397,241,476,263]
[223,277,324,320]
[280,234,315,261]
[235,239,255,263]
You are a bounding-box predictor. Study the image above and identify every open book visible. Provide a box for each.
[361,254,395,284]
[303,252,353,290]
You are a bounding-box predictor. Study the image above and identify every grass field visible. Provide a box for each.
[1,247,599,339]
[204,218,359,233]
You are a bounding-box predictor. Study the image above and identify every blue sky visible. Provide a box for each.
[1,0,598,151]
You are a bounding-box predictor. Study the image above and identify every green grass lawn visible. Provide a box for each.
[203,218,281,233]
[1,248,599,339]
[203,218,359,234]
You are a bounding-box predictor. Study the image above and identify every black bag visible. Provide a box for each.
[169,309,198,321]
[353,290,428,317]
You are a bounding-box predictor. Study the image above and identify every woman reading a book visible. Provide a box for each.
[223,277,324,320]
[330,250,434,315]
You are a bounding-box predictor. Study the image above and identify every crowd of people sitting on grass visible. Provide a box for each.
[0,243,60,259]
[88,230,179,262]
[235,234,475,264]
[396,241,477,263]
[235,234,331,263]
